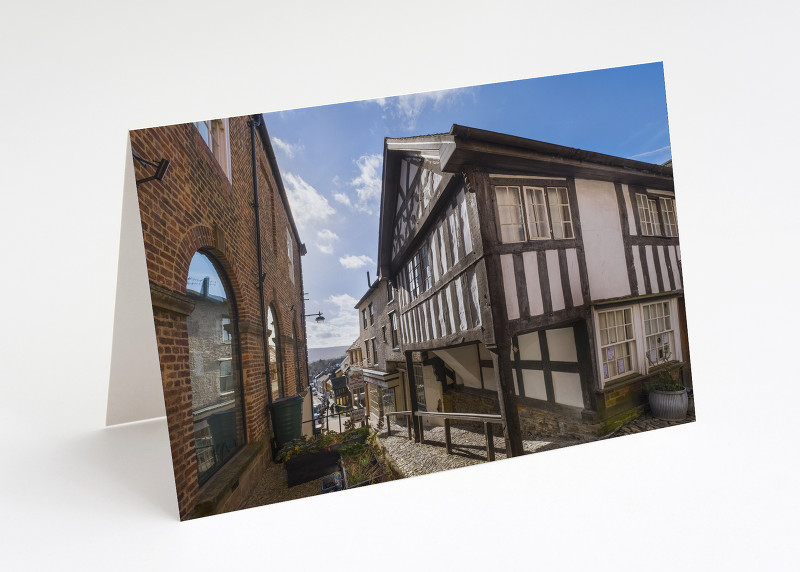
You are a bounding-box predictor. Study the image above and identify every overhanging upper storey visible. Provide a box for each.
[442,125,673,189]
[377,125,674,279]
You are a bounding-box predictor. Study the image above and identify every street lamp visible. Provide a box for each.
[305,312,325,324]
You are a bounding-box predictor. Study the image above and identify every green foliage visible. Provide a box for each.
[644,349,684,392]
[277,425,373,463]
[339,441,366,458]
[276,436,317,462]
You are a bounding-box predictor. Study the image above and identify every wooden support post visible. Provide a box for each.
[386,415,391,436]
[444,418,452,454]
[488,343,524,458]
[485,422,495,461]
[405,351,421,443]
[407,414,412,441]
[418,415,425,444]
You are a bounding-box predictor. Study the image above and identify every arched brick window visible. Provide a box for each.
[186,251,244,485]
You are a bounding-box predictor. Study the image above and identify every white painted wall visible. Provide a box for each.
[552,372,584,408]
[575,178,630,301]
[432,345,482,389]
[517,330,541,360]
[545,327,577,362]
[501,253,520,319]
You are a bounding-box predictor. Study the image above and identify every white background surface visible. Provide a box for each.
[2,1,798,570]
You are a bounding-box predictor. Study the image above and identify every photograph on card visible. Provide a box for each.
[128,61,694,520]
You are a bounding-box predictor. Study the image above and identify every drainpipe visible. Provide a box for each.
[249,116,273,408]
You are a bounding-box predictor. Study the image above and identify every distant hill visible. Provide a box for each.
[307,345,348,363]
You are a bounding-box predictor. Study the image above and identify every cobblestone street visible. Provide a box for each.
[377,409,696,478]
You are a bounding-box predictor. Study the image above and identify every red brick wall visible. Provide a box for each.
[130,116,308,519]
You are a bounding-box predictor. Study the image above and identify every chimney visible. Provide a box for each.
[367,271,371,288]
[201,276,210,298]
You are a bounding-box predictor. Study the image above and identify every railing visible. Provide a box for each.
[384,411,503,462]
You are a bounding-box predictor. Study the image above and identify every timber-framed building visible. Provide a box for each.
[374,125,690,456]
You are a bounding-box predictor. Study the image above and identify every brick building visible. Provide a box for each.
[350,276,408,424]
[130,115,309,519]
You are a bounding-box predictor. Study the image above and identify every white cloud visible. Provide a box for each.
[377,88,465,129]
[316,229,339,254]
[282,173,335,229]
[351,154,382,203]
[629,145,672,161]
[307,293,359,348]
[339,254,374,269]
[333,192,351,206]
[272,136,303,159]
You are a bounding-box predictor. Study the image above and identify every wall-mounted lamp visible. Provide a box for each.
[304,312,325,324]
[132,149,170,184]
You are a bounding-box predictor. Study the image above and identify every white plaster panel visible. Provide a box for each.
[469,269,481,327]
[546,249,564,312]
[546,327,577,362]
[669,246,682,290]
[430,232,440,283]
[455,276,467,331]
[438,223,448,275]
[521,369,547,401]
[437,292,447,336]
[522,251,543,316]
[574,178,631,301]
[645,245,659,294]
[501,254,520,320]
[566,248,583,307]
[517,330,542,361]
[552,372,584,408]
[429,299,438,339]
[458,190,473,255]
[421,303,429,342]
[481,367,497,390]
[478,343,491,361]
[622,184,637,236]
[632,246,645,296]
[445,285,456,334]
[659,246,671,291]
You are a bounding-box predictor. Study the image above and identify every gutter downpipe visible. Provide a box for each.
[249,116,274,410]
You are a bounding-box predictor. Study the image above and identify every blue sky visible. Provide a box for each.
[264,62,671,349]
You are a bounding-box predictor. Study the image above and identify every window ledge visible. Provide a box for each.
[600,361,683,393]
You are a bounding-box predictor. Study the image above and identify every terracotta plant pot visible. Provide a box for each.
[648,388,689,421]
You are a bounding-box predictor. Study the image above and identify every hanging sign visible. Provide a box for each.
[350,408,365,423]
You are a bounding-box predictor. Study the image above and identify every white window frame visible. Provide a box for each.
[594,298,682,388]
[659,197,678,237]
[637,192,679,237]
[495,184,574,243]
[642,301,675,365]
[194,118,232,181]
[219,358,234,394]
[221,316,232,344]
[407,244,431,300]
[596,306,638,382]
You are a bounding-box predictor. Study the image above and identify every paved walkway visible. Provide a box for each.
[377,409,696,478]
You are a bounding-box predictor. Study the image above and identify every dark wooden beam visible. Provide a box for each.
[404,351,421,443]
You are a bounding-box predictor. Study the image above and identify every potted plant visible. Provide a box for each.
[644,350,688,421]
